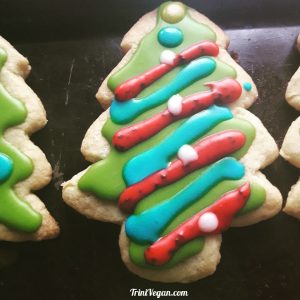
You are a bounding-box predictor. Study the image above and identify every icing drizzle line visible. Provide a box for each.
[78,1,264,268]
[114,41,219,101]
[0,48,42,232]
[113,78,242,151]
[119,130,246,213]
[125,157,245,244]
[110,56,217,124]
[144,182,250,266]
[123,105,232,186]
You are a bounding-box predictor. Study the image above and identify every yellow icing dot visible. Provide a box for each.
[161,2,186,24]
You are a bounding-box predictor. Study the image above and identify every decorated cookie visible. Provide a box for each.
[0,36,59,241]
[62,2,282,282]
[280,33,300,218]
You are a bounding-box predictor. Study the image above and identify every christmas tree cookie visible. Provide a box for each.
[280,33,300,218]
[0,36,59,241]
[62,2,282,282]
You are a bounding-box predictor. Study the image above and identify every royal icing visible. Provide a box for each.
[167,94,183,115]
[177,144,198,165]
[160,50,177,65]
[158,27,183,48]
[243,82,252,91]
[0,153,13,182]
[198,212,219,233]
[0,48,42,232]
[78,1,266,269]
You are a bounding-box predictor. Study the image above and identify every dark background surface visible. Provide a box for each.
[1,0,300,299]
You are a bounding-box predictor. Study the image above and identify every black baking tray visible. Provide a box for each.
[1,0,300,299]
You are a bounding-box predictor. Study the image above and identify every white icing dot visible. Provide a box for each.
[198,212,219,233]
[160,50,176,65]
[177,144,198,165]
[167,94,183,115]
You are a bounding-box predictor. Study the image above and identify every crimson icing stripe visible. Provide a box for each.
[144,182,250,266]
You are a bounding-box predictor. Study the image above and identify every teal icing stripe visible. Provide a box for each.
[125,157,245,244]
[123,105,232,185]
[110,57,217,124]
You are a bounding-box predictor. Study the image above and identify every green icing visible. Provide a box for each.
[133,121,256,217]
[0,53,5,69]
[130,181,265,269]
[79,58,237,198]
[0,48,42,232]
[102,59,236,141]
[127,118,265,269]
[130,237,204,270]
[78,1,266,269]
[79,118,256,200]
[108,2,216,93]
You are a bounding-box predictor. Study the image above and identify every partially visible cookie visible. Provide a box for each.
[285,34,300,110]
[0,36,59,241]
[63,2,282,282]
[280,33,300,219]
[297,34,300,52]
